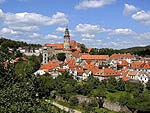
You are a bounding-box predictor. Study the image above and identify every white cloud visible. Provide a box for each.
[43,34,62,40]
[82,38,102,48]
[123,4,138,16]
[81,33,95,39]
[132,10,150,26]
[109,28,136,36]
[0,0,5,4]
[0,28,22,35]
[29,33,41,38]
[75,0,115,10]
[0,9,69,28]
[75,24,100,33]
[0,9,69,41]
[56,27,65,32]
[134,32,150,42]
[9,26,39,32]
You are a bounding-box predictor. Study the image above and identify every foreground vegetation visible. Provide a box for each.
[0,45,66,112]
[36,71,150,113]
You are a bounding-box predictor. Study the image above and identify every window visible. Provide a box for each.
[45,61,46,64]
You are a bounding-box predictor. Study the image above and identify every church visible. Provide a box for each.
[42,26,81,64]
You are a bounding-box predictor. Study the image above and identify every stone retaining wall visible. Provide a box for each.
[103,100,131,113]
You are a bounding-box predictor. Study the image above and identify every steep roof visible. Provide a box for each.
[118,60,129,66]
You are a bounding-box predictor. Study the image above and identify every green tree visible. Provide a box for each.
[69,97,79,106]
[79,44,88,53]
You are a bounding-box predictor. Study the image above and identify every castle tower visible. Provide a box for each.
[43,46,48,64]
[64,26,70,49]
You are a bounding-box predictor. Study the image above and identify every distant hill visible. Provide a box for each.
[121,45,150,51]
[0,37,42,49]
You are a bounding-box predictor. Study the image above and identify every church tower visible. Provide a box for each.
[64,26,70,49]
[43,46,48,64]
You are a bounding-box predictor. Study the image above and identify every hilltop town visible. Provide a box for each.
[32,26,150,84]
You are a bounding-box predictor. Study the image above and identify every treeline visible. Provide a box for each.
[0,37,41,49]
[0,37,42,58]
[90,47,150,57]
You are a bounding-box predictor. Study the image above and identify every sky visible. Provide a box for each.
[0,0,150,49]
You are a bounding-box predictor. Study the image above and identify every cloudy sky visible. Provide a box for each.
[0,0,150,49]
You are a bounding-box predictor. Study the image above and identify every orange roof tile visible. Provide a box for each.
[122,76,130,81]
[40,64,51,70]
[58,69,66,72]
[15,57,27,62]
[87,48,92,53]
[93,68,120,76]
[86,60,91,64]
[130,62,150,69]
[77,69,84,73]
[45,43,64,49]
[81,55,109,60]
[110,54,135,60]
[128,71,137,76]
[118,60,129,66]
[130,62,143,68]
[72,51,82,58]
[66,59,72,62]
[77,47,81,52]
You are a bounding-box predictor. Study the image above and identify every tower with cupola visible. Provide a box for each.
[64,26,70,49]
[43,46,48,64]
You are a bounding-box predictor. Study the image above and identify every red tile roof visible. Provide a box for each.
[110,54,135,60]
[58,69,66,72]
[130,62,150,69]
[93,68,120,76]
[15,57,27,62]
[45,43,64,49]
[86,60,91,64]
[87,48,92,53]
[121,71,130,81]
[81,55,109,60]
[118,60,129,66]
[84,64,99,73]
[77,69,84,73]
[128,71,137,76]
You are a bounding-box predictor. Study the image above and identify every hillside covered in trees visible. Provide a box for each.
[90,46,150,57]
